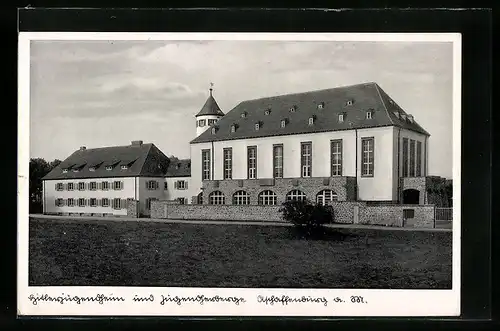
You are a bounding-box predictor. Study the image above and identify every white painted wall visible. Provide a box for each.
[196,115,222,137]
[43,177,136,216]
[357,126,396,201]
[137,177,167,215]
[164,177,195,203]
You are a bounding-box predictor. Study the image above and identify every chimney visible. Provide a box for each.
[131,140,143,146]
[79,146,86,151]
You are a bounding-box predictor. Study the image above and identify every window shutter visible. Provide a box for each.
[55,183,58,190]
[174,181,178,189]
[121,181,124,190]
[185,181,188,189]
[61,199,65,206]
[121,199,127,209]
[65,183,68,190]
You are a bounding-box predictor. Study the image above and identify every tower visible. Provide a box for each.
[195,83,224,137]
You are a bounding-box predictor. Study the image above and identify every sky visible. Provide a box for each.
[29,39,454,178]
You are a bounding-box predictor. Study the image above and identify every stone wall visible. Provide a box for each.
[202,176,357,205]
[127,199,139,218]
[150,200,436,228]
[360,204,435,228]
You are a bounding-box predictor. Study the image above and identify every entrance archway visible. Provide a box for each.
[402,189,420,204]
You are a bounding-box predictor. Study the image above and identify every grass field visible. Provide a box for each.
[29,218,452,288]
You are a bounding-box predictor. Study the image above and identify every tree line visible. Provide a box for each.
[29,158,61,213]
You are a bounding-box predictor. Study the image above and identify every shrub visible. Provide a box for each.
[279,199,334,237]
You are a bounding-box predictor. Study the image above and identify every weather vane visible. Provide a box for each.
[209,82,214,95]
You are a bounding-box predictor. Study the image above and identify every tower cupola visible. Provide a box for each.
[195,83,224,137]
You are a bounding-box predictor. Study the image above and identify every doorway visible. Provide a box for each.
[402,189,420,204]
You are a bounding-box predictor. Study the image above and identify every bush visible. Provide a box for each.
[279,199,334,237]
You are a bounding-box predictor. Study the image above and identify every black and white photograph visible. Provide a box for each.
[18,32,461,317]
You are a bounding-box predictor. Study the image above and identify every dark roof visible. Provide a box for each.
[195,93,225,117]
[42,142,170,180]
[165,158,191,177]
[191,82,429,144]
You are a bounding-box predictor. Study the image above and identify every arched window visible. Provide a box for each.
[258,190,277,205]
[233,190,250,205]
[197,192,203,205]
[209,191,225,205]
[316,189,338,205]
[286,190,307,202]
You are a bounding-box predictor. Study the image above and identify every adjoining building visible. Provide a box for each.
[42,141,170,217]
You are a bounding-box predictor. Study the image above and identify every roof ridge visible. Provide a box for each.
[373,83,395,126]
[239,81,378,104]
[74,143,153,152]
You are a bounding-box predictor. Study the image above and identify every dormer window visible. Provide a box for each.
[366,111,372,119]
[338,114,345,123]
[407,115,414,123]
[62,169,68,173]
[231,124,238,133]
[255,122,260,131]
[121,165,128,170]
[211,126,218,134]
[89,167,96,172]
[105,166,113,171]
[72,168,80,173]
[346,100,354,106]
[401,114,407,121]
[308,116,316,125]
[280,119,287,128]
[317,102,325,109]
[393,111,400,118]
[289,105,297,112]
[241,111,247,118]
[264,109,271,116]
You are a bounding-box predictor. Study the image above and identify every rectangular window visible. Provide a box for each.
[78,182,85,191]
[101,198,110,207]
[331,139,343,176]
[113,181,123,190]
[89,198,97,207]
[273,144,284,178]
[89,182,97,191]
[202,149,211,180]
[402,138,409,177]
[56,183,64,191]
[175,180,187,190]
[164,182,168,190]
[247,146,257,179]
[146,180,158,190]
[361,137,375,177]
[416,141,422,177]
[113,198,121,210]
[198,119,206,127]
[55,198,64,206]
[78,198,86,207]
[67,182,74,191]
[223,148,232,180]
[301,142,312,177]
[67,198,75,207]
[178,197,186,205]
[409,139,416,177]
[101,181,109,191]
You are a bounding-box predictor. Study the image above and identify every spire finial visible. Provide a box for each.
[209,82,214,96]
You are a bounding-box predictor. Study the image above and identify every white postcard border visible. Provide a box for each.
[18,32,462,317]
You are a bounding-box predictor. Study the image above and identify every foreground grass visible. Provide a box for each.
[29,218,452,289]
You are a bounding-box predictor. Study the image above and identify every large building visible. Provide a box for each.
[42,82,445,216]
[190,82,432,206]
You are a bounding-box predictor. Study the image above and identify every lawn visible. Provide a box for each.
[29,218,452,289]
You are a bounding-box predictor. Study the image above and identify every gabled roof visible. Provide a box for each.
[165,158,191,177]
[195,92,224,117]
[190,82,429,144]
[42,142,170,180]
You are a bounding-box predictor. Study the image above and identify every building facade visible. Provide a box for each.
[42,141,170,216]
[190,82,434,206]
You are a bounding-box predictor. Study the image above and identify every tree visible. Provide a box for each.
[29,158,61,213]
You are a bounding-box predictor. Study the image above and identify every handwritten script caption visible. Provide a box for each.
[28,293,368,307]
